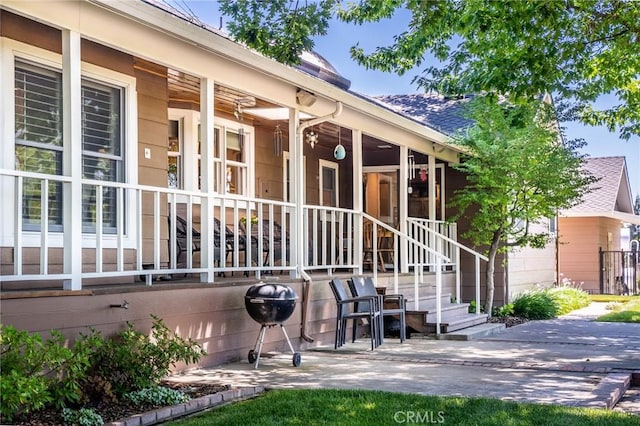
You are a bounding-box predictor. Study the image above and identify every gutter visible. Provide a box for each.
[296,101,343,343]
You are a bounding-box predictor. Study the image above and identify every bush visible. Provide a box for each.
[124,386,190,406]
[91,315,206,396]
[548,287,590,315]
[493,303,515,318]
[0,326,102,421]
[512,290,558,320]
[61,407,104,426]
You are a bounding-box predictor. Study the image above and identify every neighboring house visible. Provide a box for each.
[558,156,640,294]
[0,0,540,367]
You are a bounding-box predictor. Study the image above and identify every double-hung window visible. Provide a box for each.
[14,61,64,231]
[14,60,124,233]
[81,78,123,233]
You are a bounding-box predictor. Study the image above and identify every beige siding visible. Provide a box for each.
[558,216,623,293]
[0,273,452,368]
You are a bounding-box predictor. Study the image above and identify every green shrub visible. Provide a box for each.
[61,407,104,426]
[512,290,558,319]
[493,303,515,317]
[0,326,102,421]
[91,315,206,396]
[468,300,485,314]
[124,385,190,406]
[548,287,590,315]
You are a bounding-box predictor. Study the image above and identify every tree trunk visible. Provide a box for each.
[485,230,502,318]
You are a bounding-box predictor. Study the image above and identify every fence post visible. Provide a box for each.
[599,247,604,294]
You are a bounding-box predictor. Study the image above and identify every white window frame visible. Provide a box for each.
[1,38,138,249]
[167,118,183,190]
[168,109,255,202]
[319,159,339,208]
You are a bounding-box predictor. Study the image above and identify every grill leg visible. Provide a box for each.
[279,324,296,355]
[252,325,268,369]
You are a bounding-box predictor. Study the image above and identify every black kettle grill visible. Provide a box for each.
[244,282,301,368]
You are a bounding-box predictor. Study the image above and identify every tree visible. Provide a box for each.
[219,0,640,140]
[632,195,640,242]
[449,96,593,315]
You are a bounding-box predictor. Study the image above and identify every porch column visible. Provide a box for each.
[399,145,409,273]
[352,129,363,275]
[62,30,82,291]
[428,154,436,221]
[290,108,301,278]
[199,77,215,283]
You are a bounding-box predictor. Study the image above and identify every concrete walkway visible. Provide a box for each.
[168,302,640,415]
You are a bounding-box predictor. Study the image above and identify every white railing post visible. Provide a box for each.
[435,238,442,336]
[13,177,23,276]
[39,179,49,275]
[96,185,103,274]
[475,255,481,316]
[455,246,461,304]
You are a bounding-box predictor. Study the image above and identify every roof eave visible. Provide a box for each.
[88,0,455,150]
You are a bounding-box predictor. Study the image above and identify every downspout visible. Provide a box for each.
[296,101,343,343]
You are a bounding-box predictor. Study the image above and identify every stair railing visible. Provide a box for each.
[361,214,452,334]
[408,218,488,321]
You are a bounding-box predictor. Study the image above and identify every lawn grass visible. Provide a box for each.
[167,389,638,426]
[590,294,638,303]
[597,299,640,323]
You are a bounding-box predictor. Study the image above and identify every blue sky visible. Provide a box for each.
[174,0,639,198]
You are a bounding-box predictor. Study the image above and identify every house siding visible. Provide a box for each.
[558,216,622,293]
[0,273,455,368]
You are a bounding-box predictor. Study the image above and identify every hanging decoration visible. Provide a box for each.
[333,127,346,160]
[419,167,428,182]
[305,127,319,148]
[408,150,416,180]
[273,124,283,156]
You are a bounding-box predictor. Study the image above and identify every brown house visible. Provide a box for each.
[558,156,640,294]
[0,0,554,369]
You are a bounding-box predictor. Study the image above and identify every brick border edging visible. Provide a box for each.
[105,386,265,426]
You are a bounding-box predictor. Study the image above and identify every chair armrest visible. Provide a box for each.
[336,295,379,305]
[383,294,405,302]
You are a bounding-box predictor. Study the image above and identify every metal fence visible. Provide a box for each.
[599,248,639,295]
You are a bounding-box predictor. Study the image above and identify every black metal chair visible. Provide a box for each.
[329,278,382,350]
[348,275,406,343]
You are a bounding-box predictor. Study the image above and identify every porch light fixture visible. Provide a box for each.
[296,88,317,107]
[305,127,319,148]
[274,124,283,156]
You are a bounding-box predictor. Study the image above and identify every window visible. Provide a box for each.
[81,78,123,232]
[14,61,64,230]
[167,119,182,189]
[197,120,251,196]
[14,60,124,233]
[319,159,339,207]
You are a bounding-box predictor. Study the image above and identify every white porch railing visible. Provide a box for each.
[2,170,486,333]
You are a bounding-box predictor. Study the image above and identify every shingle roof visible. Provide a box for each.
[564,156,634,215]
[370,93,474,136]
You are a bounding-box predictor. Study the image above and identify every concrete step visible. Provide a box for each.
[425,313,489,333]
[434,322,505,340]
[423,303,472,324]
[405,294,455,311]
